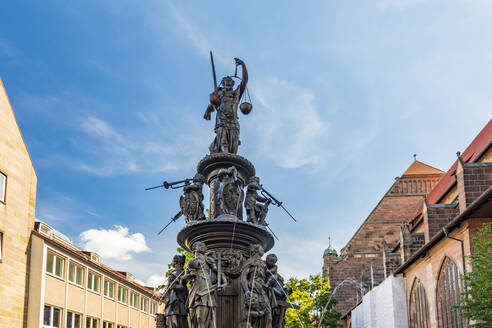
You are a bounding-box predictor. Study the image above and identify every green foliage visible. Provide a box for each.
[460,224,492,327]
[156,247,194,291]
[285,274,342,328]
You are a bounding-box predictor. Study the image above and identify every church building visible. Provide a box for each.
[323,119,492,327]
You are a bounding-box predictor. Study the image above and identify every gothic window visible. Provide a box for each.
[436,257,467,328]
[409,279,430,328]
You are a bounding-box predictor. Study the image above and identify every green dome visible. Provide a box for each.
[323,246,337,256]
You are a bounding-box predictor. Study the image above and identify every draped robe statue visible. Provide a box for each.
[164,255,189,328]
[204,58,248,154]
[182,242,227,328]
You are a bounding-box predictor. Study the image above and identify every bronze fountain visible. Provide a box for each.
[156,53,295,328]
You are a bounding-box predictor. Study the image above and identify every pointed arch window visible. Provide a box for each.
[436,257,467,328]
[409,279,429,328]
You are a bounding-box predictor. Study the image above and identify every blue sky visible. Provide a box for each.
[1,0,491,285]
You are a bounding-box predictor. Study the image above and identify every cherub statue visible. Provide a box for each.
[179,173,206,224]
[265,254,292,328]
[245,176,271,225]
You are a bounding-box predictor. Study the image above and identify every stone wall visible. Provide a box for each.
[0,79,38,327]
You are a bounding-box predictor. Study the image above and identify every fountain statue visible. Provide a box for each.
[157,54,297,327]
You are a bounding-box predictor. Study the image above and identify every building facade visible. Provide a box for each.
[0,79,163,328]
[325,119,492,327]
[0,78,38,327]
[323,160,444,315]
[27,221,161,328]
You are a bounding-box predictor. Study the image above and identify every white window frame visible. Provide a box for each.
[87,271,101,293]
[102,322,114,328]
[86,317,99,328]
[46,251,65,279]
[66,311,82,328]
[43,304,61,328]
[140,297,148,313]
[150,301,157,315]
[104,279,115,299]
[117,286,128,304]
[68,262,84,287]
[0,171,6,203]
[129,292,139,309]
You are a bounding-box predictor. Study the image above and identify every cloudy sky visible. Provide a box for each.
[1,1,491,286]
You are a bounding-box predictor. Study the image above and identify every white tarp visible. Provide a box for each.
[351,276,408,328]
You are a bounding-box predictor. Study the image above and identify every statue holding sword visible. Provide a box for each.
[204,52,249,154]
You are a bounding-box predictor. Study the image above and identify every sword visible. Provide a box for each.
[210,50,217,92]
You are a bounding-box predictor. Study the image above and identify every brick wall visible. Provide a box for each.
[423,203,459,243]
[325,172,440,316]
[457,159,492,212]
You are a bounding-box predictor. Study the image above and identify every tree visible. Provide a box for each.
[285,274,342,328]
[460,224,492,327]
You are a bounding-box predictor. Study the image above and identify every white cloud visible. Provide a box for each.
[80,225,150,260]
[166,3,211,59]
[73,113,203,176]
[145,274,166,288]
[248,77,328,169]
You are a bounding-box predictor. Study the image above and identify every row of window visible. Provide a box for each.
[46,251,157,313]
[44,305,138,328]
[408,257,467,328]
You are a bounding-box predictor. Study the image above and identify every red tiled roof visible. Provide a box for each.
[426,119,492,204]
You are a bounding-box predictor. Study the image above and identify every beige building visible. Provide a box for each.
[27,221,162,328]
[0,78,38,327]
[0,79,163,328]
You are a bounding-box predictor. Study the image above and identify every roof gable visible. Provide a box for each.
[402,160,444,176]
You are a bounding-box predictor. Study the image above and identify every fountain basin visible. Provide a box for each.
[177,215,274,253]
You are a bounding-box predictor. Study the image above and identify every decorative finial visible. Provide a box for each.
[413,154,417,161]
[456,151,461,157]
[328,236,331,247]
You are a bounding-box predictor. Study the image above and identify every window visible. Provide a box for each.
[436,257,467,328]
[140,297,149,313]
[66,311,81,328]
[409,279,430,328]
[150,302,157,315]
[102,322,113,328]
[43,305,61,327]
[130,292,138,308]
[117,286,128,303]
[86,317,99,328]
[0,171,6,203]
[117,325,126,328]
[46,252,64,279]
[87,271,100,293]
[104,279,115,298]
[68,262,84,286]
